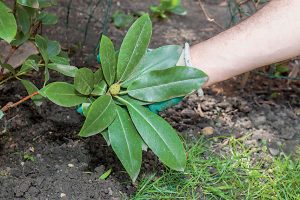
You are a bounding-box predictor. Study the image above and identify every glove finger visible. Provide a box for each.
[148,96,184,114]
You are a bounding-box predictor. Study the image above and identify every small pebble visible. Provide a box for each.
[60,193,66,198]
[68,163,74,168]
[269,148,279,156]
[201,127,214,136]
[108,187,113,196]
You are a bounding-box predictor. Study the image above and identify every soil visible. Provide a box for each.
[1,0,299,199]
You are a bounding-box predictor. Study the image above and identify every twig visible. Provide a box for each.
[199,0,224,30]
[1,92,39,112]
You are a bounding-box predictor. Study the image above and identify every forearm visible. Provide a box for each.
[191,0,300,86]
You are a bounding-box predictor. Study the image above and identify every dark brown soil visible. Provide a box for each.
[1,0,299,199]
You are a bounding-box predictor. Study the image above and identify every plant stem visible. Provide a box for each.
[0,75,14,85]
[1,92,39,112]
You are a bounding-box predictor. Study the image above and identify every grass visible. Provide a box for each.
[133,136,300,200]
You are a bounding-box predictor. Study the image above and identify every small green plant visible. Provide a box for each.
[39,14,207,181]
[112,11,134,29]
[23,152,35,162]
[0,0,77,111]
[150,0,187,19]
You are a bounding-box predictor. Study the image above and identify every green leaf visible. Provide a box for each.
[49,55,69,65]
[43,66,50,86]
[17,0,39,8]
[0,110,4,120]
[108,106,142,182]
[91,80,107,96]
[79,95,116,137]
[10,31,30,46]
[16,6,31,34]
[118,97,186,171]
[122,45,182,87]
[49,51,70,65]
[1,64,16,75]
[0,1,17,43]
[127,66,208,102]
[99,168,112,180]
[94,68,104,86]
[82,102,91,117]
[47,63,78,77]
[38,0,57,8]
[35,35,49,64]
[100,35,116,86]
[170,5,187,15]
[21,80,43,106]
[115,95,150,106]
[38,12,58,25]
[19,59,38,74]
[40,82,89,107]
[102,130,110,146]
[117,14,152,82]
[112,11,134,29]
[74,68,94,95]
[47,39,61,57]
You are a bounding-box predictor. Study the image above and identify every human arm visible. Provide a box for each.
[190,0,300,86]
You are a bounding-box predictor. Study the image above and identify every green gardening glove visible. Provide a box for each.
[147,96,184,114]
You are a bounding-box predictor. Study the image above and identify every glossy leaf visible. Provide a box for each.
[38,12,58,25]
[21,80,43,106]
[100,35,116,86]
[91,80,107,96]
[17,0,39,8]
[115,95,150,106]
[19,59,38,74]
[47,63,78,77]
[47,40,61,57]
[122,45,182,87]
[38,0,57,8]
[117,14,152,82]
[94,68,104,86]
[39,82,89,107]
[49,55,70,65]
[0,1,17,43]
[102,130,110,146]
[35,35,49,64]
[119,97,186,171]
[82,103,91,117]
[79,95,116,137]
[16,6,31,34]
[108,106,142,182]
[1,64,16,75]
[50,51,70,65]
[74,68,94,95]
[43,66,50,86]
[10,31,30,46]
[128,66,208,102]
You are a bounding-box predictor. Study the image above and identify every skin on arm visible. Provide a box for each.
[190,0,300,86]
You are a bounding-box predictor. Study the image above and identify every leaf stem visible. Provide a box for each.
[1,92,39,112]
[118,91,129,95]
[115,96,128,105]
